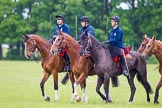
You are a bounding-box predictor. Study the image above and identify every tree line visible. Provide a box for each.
[0,0,162,60]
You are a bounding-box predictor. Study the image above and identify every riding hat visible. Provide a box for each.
[79,16,89,22]
[55,15,64,21]
[110,16,120,23]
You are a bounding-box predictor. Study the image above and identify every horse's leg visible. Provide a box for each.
[67,72,76,102]
[137,71,153,103]
[61,73,69,85]
[81,79,88,103]
[52,71,59,101]
[74,72,88,103]
[127,71,136,103]
[96,76,106,101]
[154,75,162,104]
[40,71,51,101]
[104,75,111,103]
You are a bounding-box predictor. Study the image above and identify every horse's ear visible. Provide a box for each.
[85,30,88,36]
[22,34,29,39]
[152,36,156,41]
[22,34,29,42]
[144,34,147,38]
[57,30,62,35]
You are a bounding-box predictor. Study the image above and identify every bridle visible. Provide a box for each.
[24,35,51,62]
[51,34,78,54]
[138,38,150,53]
[79,34,102,56]
[25,36,39,57]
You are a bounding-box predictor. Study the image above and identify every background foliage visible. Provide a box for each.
[0,0,162,60]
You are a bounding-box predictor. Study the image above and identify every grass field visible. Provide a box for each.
[0,61,161,108]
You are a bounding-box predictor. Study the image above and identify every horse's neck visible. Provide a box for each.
[35,37,51,58]
[67,43,80,63]
[91,45,111,63]
[154,41,162,63]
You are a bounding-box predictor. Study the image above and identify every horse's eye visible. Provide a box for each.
[147,45,151,48]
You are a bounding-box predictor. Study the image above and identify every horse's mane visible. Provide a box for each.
[61,32,78,43]
[29,34,48,42]
[87,33,108,49]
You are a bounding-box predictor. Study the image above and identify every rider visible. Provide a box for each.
[78,16,95,38]
[107,16,129,77]
[53,14,71,72]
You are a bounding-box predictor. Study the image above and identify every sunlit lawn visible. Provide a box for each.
[0,61,161,108]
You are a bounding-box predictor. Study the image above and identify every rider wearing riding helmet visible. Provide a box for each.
[53,14,71,72]
[78,16,95,39]
[107,16,129,77]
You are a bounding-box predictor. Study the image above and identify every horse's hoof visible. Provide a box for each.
[128,101,132,104]
[146,101,150,104]
[76,96,81,102]
[108,100,112,103]
[55,97,59,101]
[154,100,159,104]
[45,96,50,102]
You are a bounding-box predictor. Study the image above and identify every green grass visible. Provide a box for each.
[0,61,161,108]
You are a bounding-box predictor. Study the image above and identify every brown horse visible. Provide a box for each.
[23,34,75,102]
[50,31,116,103]
[142,36,162,104]
[138,34,150,54]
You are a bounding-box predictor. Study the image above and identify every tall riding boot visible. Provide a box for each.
[119,55,129,76]
[63,53,71,72]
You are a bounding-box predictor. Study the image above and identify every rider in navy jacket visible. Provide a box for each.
[78,16,95,39]
[52,15,71,72]
[107,16,129,77]
[53,15,71,35]
[108,26,124,49]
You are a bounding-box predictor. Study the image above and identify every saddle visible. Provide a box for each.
[110,46,132,62]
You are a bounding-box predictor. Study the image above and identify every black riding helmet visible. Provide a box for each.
[79,16,89,22]
[55,14,64,21]
[110,16,120,23]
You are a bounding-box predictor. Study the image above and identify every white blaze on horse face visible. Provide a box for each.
[53,36,59,45]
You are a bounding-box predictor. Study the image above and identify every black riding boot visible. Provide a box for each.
[63,53,71,72]
[119,55,129,77]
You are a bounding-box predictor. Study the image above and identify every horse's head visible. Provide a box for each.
[138,34,150,54]
[50,31,66,55]
[142,36,156,60]
[79,31,93,56]
[23,34,37,59]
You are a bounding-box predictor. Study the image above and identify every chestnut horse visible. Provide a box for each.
[142,36,162,104]
[50,31,117,103]
[79,32,153,103]
[23,34,75,101]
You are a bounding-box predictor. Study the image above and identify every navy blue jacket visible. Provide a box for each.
[53,23,71,35]
[108,26,124,49]
[80,25,95,37]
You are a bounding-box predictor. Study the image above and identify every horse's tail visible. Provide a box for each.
[136,74,153,94]
[111,76,119,87]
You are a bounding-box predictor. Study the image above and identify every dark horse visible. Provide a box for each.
[142,36,162,104]
[50,31,116,102]
[23,34,75,101]
[79,32,153,103]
